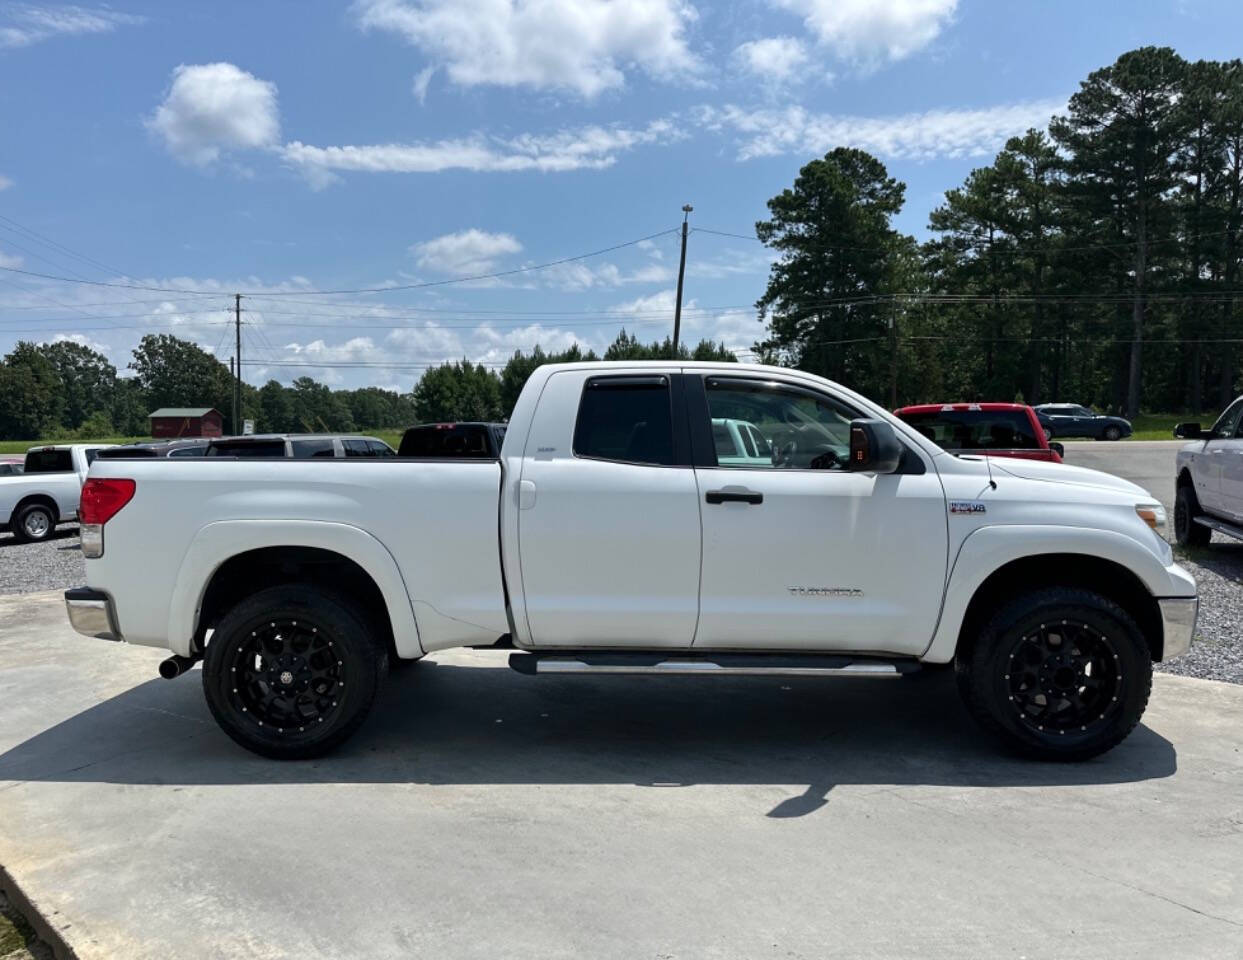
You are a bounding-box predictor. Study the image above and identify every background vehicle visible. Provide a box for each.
[711,417,775,466]
[0,457,24,476]
[398,423,506,459]
[66,362,1195,764]
[96,439,211,459]
[206,434,395,458]
[895,403,1064,463]
[1035,404,1132,441]
[1173,398,1243,545]
[1,444,112,542]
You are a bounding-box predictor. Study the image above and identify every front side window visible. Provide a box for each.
[704,378,854,470]
[1212,399,1243,439]
[367,440,395,457]
[343,438,373,458]
[573,376,674,466]
[291,438,337,458]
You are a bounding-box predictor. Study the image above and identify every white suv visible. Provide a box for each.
[1174,398,1243,545]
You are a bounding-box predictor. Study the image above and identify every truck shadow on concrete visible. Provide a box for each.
[0,660,1177,818]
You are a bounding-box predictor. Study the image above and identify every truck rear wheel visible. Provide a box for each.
[12,502,55,543]
[956,588,1152,761]
[1175,485,1211,548]
[202,585,388,759]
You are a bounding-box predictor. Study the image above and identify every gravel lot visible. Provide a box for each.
[0,527,84,597]
[2,448,1240,682]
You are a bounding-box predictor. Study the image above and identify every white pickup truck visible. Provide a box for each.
[1174,398,1243,545]
[1,444,112,542]
[65,362,1197,762]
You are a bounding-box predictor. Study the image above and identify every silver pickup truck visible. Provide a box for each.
[1,444,112,542]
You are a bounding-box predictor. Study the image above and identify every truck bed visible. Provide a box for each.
[86,457,510,655]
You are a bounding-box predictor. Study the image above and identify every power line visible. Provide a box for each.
[0,228,681,296]
[0,212,131,277]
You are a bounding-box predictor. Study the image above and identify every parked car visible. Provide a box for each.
[1,443,113,542]
[95,439,211,459]
[205,434,396,458]
[0,457,24,476]
[66,361,1194,764]
[711,417,778,467]
[1173,397,1243,545]
[1034,403,1132,441]
[895,403,1064,463]
[398,423,506,459]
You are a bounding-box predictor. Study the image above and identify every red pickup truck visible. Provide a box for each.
[895,403,1064,463]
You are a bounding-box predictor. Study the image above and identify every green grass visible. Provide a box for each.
[1128,413,1215,441]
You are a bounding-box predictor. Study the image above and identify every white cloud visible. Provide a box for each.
[412,229,523,273]
[353,0,702,98]
[46,331,110,353]
[772,0,956,66]
[412,65,435,103]
[0,3,143,49]
[698,97,1065,162]
[0,174,12,190]
[0,250,22,268]
[147,62,281,167]
[281,118,680,187]
[542,260,671,292]
[732,36,809,87]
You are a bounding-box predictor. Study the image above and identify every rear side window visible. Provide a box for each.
[291,438,337,458]
[898,410,1039,451]
[208,440,287,458]
[24,449,73,472]
[573,376,674,466]
[399,425,494,458]
[343,438,372,458]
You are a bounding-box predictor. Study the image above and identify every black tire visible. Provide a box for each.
[12,502,55,543]
[1103,425,1122,441]
[956,587,1152,761]
[202,585,387,759]
[1175,484,1211,548]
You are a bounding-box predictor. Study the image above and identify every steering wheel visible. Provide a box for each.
[773,438,798,468]
[809,449,838,470]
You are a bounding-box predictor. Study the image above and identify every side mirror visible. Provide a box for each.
[848,419,902,474]
[1049,441,1065,457]
[1173,422,1204,440]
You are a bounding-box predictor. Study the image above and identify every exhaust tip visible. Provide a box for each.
[159,655,198,680]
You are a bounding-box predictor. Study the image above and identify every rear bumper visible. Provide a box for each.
[1158,596,1197,660]
[64,587,122,642]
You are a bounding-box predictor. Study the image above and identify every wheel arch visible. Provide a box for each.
[169,520,422,660]
[925,526,1175,665]
[10,493,59,527]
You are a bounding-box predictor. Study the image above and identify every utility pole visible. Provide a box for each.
[672,204,692,355]
[234,293,242,434]
[888,296,899,409]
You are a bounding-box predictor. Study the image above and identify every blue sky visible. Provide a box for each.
[2,0,1243,391]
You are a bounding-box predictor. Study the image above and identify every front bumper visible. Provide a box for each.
[64,587,122,642]
[1158,596,1198,660]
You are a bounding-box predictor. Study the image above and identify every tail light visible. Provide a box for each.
[79,478,135,558]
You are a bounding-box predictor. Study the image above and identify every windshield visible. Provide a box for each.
[899,409,1039,452]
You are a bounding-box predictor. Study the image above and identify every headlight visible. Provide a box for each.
[1136,502,1167,531]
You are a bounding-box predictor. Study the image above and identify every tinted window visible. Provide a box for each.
[168,446,206,457]
[897,410,1039,451]
[0,464,17,476]
[366,440,395,457]
[208,440,287,458]
[343,438,372,458]
[574,377,674,466]
[291,438,337,458]
[705,379,853,470]
[96,447,158,459]
[24,449,73,473]
[399,425,495,458]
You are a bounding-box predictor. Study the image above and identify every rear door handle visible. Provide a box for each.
[705,488,763,505]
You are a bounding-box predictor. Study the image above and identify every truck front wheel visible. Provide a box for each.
[956,588,1152,761]
[202,585,388,759]
[1175,485,1211,548]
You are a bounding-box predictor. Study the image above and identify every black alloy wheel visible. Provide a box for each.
[957,587,1152,760]
[202,585,387,759]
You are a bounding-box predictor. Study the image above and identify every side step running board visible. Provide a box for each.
[1193,515,1243,541]
[508,652,919,677]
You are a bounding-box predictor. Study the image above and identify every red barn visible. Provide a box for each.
[149,407,224,439]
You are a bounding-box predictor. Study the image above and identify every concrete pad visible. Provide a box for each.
[1,589,1241,959]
